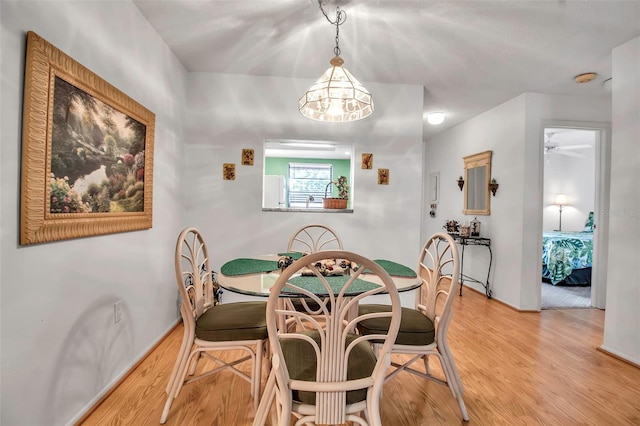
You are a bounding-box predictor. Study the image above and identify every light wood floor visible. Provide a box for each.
[80,289,640,425]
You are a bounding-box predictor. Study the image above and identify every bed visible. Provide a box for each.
[542,231,593,285]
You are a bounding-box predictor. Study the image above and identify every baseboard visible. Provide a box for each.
[462,284,539,313]
[72,320,181,425]
[597,345,640,369]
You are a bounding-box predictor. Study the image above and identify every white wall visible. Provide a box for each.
[184,73,425,271]
[602,36,640,365]
[0,2,187,424]
[424,95,528,306]
[424,93,609,310]
[543,132,596,232]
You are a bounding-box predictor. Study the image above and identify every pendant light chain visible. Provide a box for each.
[298,0,374,122]
[319,1,346,57]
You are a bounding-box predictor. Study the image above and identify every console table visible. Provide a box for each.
[451,235,493,298]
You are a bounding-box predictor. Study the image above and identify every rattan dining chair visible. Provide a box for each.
[254,250,402,426]
[357,232,469,421]
[287,223,343,254]
[285,224,344,327]
[160,227,268,424]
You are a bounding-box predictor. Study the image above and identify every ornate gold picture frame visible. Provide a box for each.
[20,32,156,245]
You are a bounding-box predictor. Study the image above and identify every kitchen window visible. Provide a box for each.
[288,163,332,208]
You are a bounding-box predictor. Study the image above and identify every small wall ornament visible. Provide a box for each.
[378,168,389,185]
[241,149,254,166]
[362,153,373,169]
[457,176,465,191]
[489,178,499,196]
[223,163,236,180]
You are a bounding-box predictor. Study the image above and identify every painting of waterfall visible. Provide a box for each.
[20,32,155,244]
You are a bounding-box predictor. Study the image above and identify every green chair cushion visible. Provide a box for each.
[357,304,435,346]
[195,301,268,341]
[281,331,376,405]
[291,298,326,313]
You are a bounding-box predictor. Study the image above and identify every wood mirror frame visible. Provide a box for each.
[463,150,492,215]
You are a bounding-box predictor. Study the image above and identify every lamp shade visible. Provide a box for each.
[298,56,374,122]
[555,193,567,205]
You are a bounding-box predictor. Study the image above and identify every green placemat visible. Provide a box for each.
[361,260,417,278]
[277,252,305,260]
[220,258,278,276]
[284,275,381,296]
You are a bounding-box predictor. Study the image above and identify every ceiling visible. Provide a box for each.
[133,0,640,139]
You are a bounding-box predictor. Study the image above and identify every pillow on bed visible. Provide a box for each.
[583,211,594,232]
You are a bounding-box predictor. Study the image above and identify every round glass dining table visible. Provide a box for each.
[217,254,422,301]
[219,253,422,426]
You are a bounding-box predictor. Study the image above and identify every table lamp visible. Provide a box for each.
[554,193,567,231]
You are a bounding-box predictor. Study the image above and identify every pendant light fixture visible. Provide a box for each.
[298,0,373,122]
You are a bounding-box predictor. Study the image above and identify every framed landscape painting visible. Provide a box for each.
[20,32,156,245]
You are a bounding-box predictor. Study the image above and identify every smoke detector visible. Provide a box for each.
[574,72,597,84]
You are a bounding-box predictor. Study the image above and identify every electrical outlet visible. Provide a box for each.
[114,300,123,323]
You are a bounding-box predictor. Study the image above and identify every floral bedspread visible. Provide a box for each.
[542,231,593,285]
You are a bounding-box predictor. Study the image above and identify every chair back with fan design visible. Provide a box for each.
[175,230,216,322]
[357,232,469,422]
[257,250,401,426]
[161,228,268,424]
[417,233,459,346]
[287,224,343,253]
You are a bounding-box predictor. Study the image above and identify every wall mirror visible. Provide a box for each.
[262,139,353,211]
[463,150,492,215]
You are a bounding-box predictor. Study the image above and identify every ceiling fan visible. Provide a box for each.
[544,133,590,158]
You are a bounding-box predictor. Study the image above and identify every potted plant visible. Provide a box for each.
[323,176,349,209]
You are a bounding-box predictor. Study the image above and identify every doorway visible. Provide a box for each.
[540,124,609,310]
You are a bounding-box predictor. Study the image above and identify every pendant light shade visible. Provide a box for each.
[299,56,373,122]
[299,2,373,122]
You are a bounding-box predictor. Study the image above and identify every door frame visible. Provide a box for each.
[539,120,611,309]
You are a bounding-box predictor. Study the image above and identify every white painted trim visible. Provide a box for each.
[539,120,611,310]
[420,139,428,247]
[599,344,640,367]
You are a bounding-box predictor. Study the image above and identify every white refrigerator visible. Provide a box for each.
[263,175,286,208]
